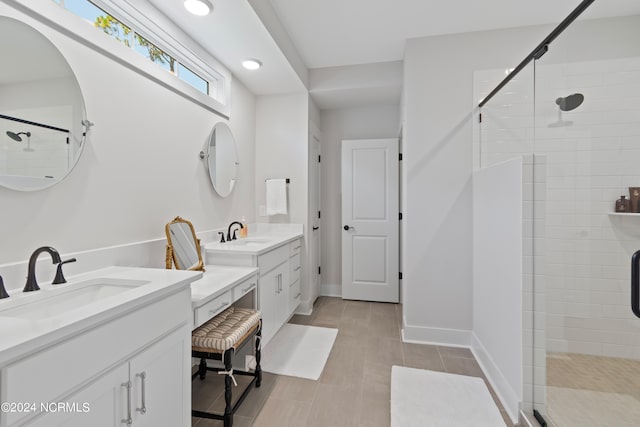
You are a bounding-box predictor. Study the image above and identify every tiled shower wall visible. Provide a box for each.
[475,57,640,361]
[535,57,640,360]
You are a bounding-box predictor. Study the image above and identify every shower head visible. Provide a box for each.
[6,131,31,142]
[555,93,584,112]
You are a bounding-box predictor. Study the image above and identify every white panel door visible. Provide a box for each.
[309,125,321,304]
[341,139,399,303]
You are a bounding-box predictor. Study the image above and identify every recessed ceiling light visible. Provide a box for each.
[184,0,213,16]
[242,59,262,70]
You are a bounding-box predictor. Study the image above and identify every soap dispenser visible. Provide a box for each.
[240,216,248,238]
[615,195,632,213]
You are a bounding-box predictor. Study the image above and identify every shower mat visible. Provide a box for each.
[391,366,506,427]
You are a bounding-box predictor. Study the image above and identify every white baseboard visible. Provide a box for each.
[320,283,342,298]
[470,332,520,425]
[295,299,314,316]
[401,324,472,347]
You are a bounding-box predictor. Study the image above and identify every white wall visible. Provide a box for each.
[255,93,309,225]
[472,157,523,423]
[318,105,400,296]
[255,92,312,310]
[402,24,546,345]
[0,4,256,270]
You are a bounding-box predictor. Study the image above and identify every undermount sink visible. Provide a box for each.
[227,237,271,246]
[0,278,149,320]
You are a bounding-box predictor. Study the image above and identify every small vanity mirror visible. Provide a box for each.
[207,122,238,198]
[165,217,204,271]
[0,17,88,191]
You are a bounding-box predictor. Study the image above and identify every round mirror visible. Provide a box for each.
[207,122,238,198]
[0,17,88,191]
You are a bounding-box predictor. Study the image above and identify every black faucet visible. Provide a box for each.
[227,221,244,241]
[53,258,77,285]
[0,275,9,299]
[24,246,62,292]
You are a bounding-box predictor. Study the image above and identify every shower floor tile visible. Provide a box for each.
[547,352,640,427]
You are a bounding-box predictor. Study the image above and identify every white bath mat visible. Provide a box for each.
[391,366,506,427]
[261,324,338,380]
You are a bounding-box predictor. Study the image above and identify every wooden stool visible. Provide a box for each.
[191,307,262,427]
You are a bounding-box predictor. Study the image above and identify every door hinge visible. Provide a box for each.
[399,212,403,220]
[318,266,321,275]
[318,211,321,219]
[399,153,403,161]
[478,113,482,123]
[399,272,403,280]
[318,155,321,162]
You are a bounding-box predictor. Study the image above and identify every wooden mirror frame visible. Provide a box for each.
[165,216,205,272]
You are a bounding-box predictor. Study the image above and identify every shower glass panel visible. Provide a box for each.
[533,10,640,426]
[477,64,534,169]
[475,61,539,418]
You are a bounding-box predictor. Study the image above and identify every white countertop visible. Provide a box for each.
[191,265,258,308]
[204,231,303,255]
[0,266,202,366]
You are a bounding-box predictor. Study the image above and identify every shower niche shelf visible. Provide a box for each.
[608,212,640,238]
[608,212,640,216]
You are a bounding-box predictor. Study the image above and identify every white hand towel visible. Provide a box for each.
[266,179,288,215]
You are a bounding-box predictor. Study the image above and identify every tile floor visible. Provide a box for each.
[546,352,640,427]
[192,297,515,427]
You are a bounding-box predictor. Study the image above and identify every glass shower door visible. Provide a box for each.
[534,46,640,427]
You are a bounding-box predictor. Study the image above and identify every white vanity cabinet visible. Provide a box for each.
[0,279,193,427]
[27,327,188,427]
[205,235,303,346]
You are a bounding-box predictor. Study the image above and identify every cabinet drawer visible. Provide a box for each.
[194,291,232,328]
[289,280,301,312]
[258,244,289,275]
[289,239,302,255]
[233,276,257,300]
[290,252,301,284]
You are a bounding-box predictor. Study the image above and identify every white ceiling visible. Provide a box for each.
[142,0,640,108]
[145,0,305,96]
[269,0,640,69]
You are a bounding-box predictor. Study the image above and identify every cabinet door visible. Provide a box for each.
[259,267,278,344]
[129,327,190,427]
[274,262,290,328]
[26,364,128,427]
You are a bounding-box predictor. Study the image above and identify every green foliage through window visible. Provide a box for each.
[57,0,212,96]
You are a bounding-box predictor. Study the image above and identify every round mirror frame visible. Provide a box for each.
[0,16,89,192]
[207,122,238,198]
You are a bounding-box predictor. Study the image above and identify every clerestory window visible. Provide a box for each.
[54,0,220,102]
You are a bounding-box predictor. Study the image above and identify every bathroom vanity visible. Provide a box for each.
[204,226,303,345]
[0,267,201,427]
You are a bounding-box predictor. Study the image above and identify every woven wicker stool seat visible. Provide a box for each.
[191,307,262,427]
[193,307,261,352]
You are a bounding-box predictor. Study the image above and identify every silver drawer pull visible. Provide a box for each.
[294,266,301,271]
[136,372,147,415]
[121,380,132,426]
[241,284,255,293]
[295,293,301,298]
[209,302,229,315]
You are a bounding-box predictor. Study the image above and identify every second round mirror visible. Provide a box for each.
[207,122,237,198]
